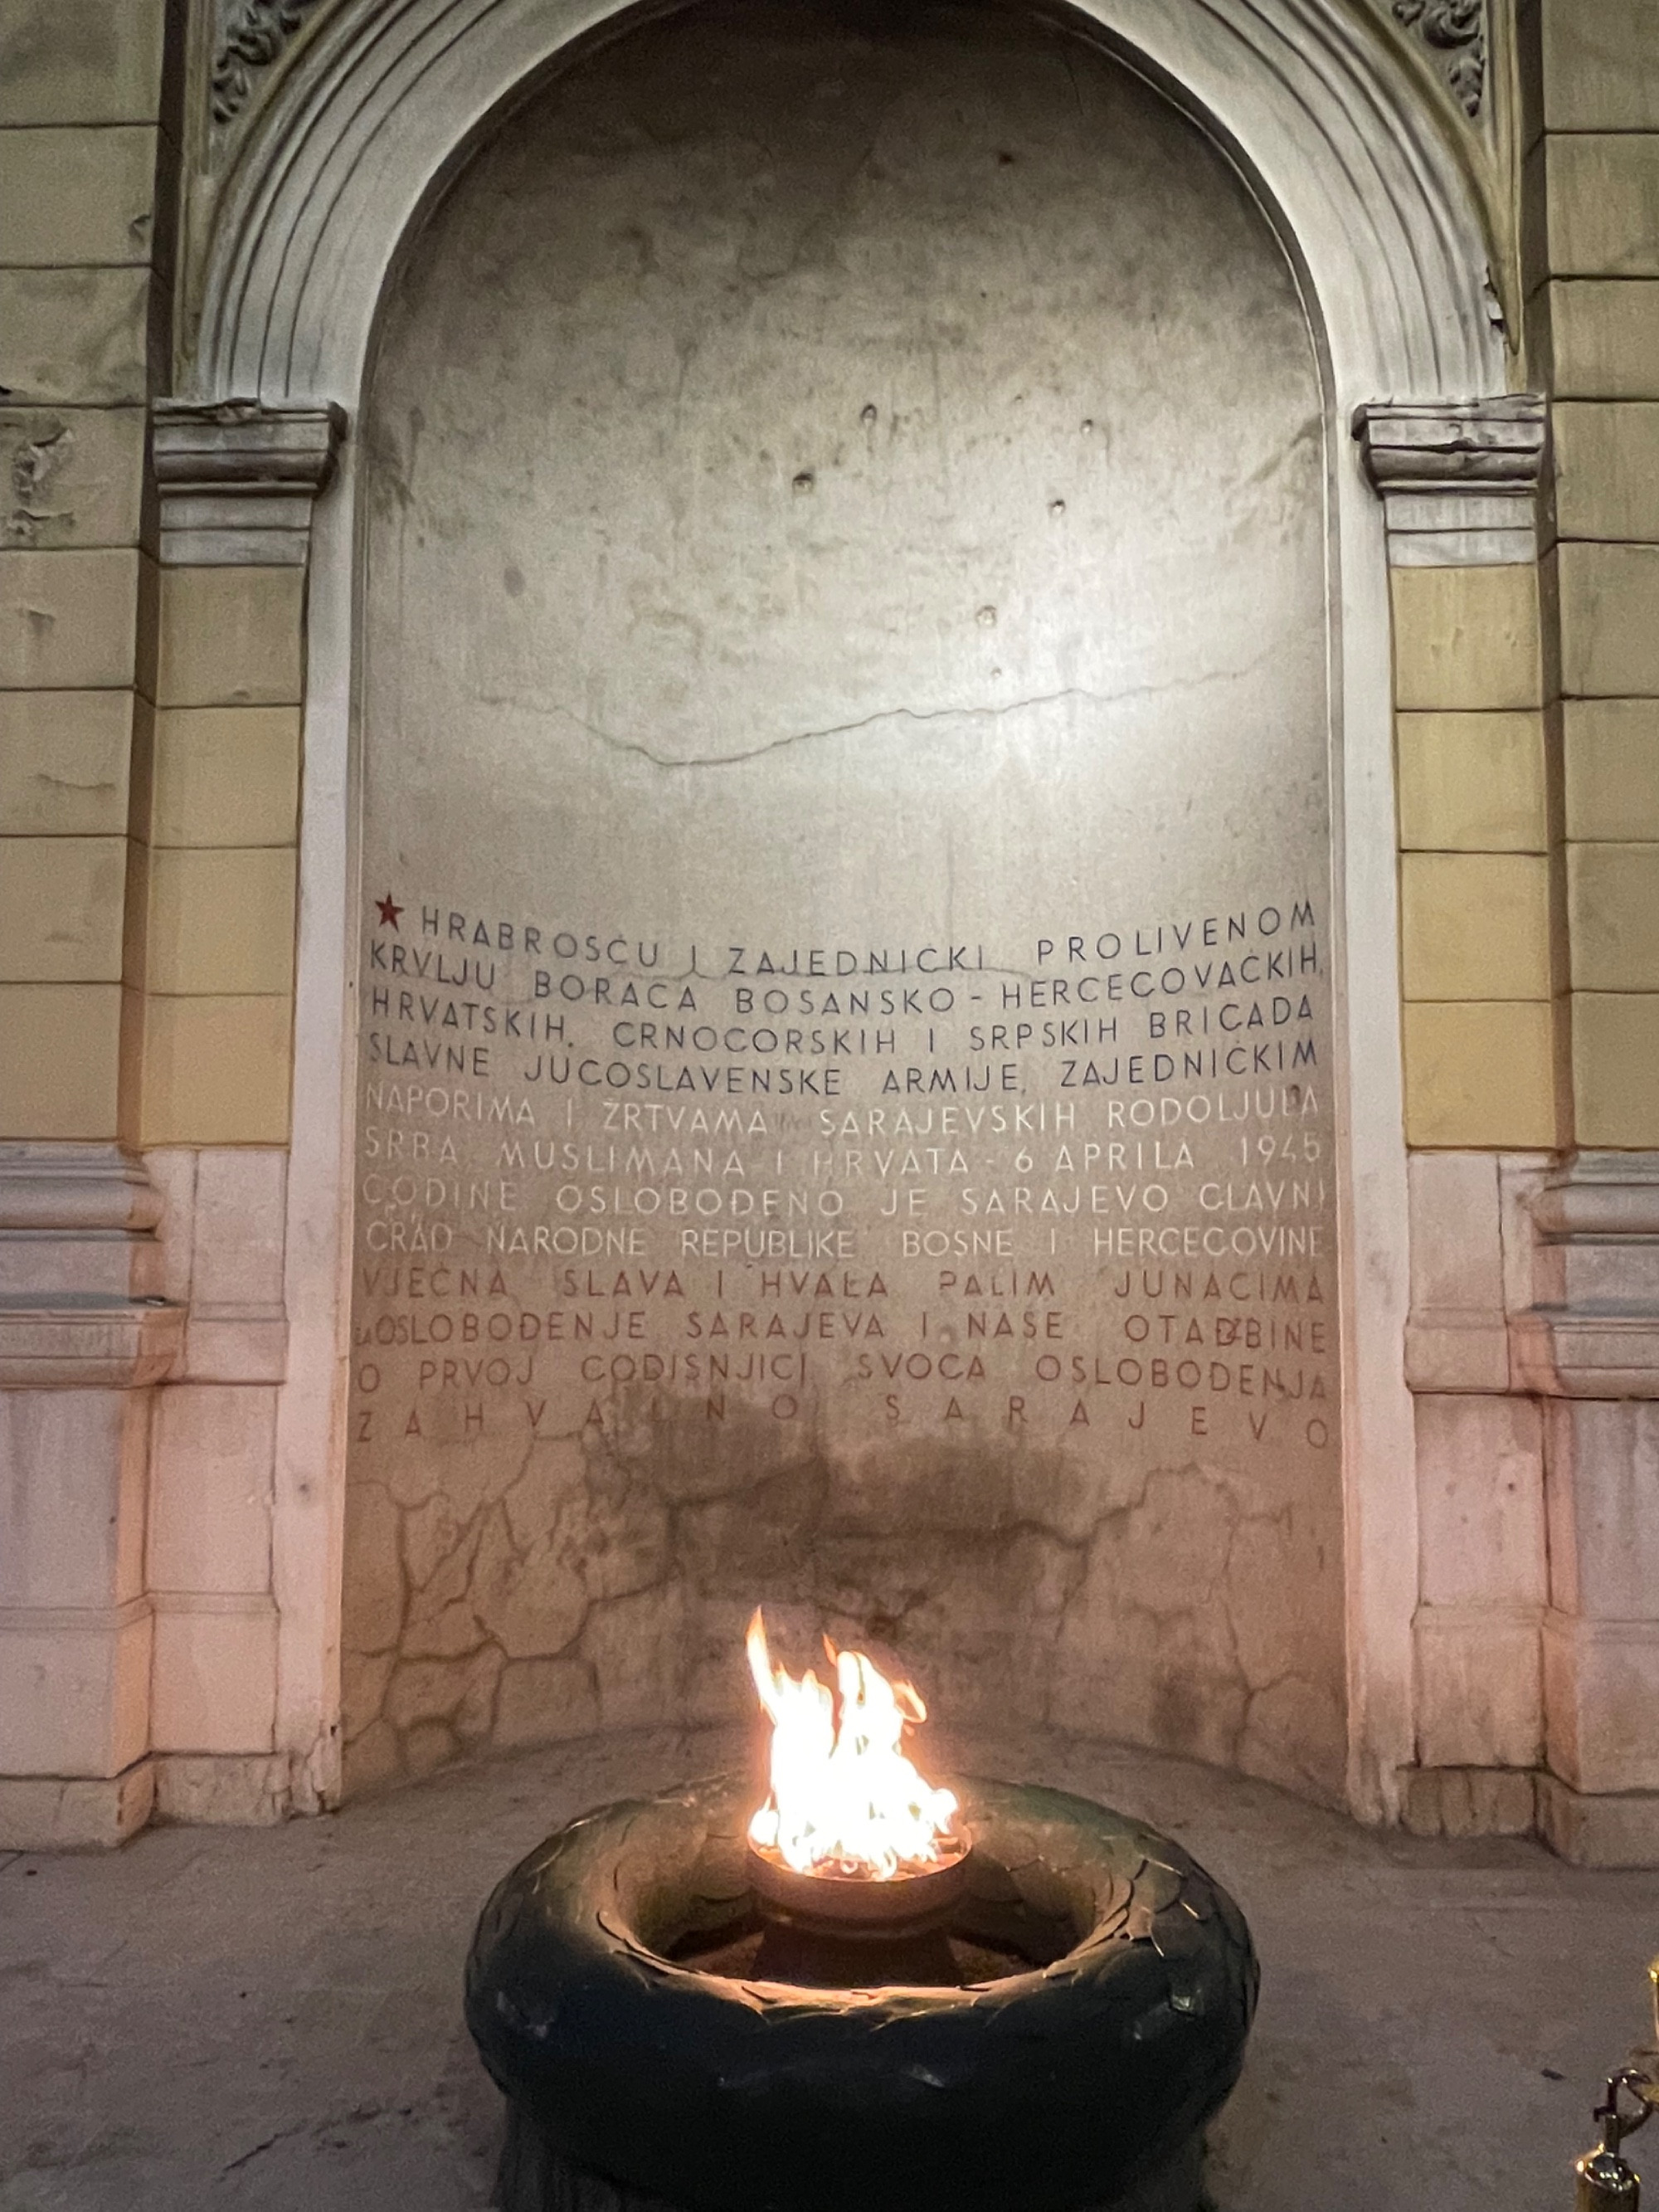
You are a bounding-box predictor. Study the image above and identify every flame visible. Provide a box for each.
[746,1607,960,1881]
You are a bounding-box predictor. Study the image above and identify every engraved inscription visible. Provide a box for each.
[342,7,1346,1808]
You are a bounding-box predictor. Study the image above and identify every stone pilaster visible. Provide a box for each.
[1362,397,1564,1836]
[1505,1152,1659,1864]
[124,398,343,1830]
[0,1143,182,1849]
[125,397,344,1151]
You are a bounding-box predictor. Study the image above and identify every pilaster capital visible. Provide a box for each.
[151,397,348,567]
[1353,394,1546,566]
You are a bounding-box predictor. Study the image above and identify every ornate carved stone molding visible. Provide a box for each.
[212,0,332,126]
[1511,1153,1659,1400]
[1354,394,1546,565]
[188,0,1506,404]
[151,397,347,566]
[1389,0,1486,119]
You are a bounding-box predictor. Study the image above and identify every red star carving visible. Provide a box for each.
[376,893,403,929]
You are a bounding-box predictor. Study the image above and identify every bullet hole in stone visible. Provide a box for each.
[793,471,815,494]
[1081,418,1094,436]
[1049,499,1066,518]
[860,405,878,427]
[503,565,525,597]
[997,149,1015,164]
[976,606,997,627]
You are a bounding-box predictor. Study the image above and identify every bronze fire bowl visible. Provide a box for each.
[744,1832,973,1935]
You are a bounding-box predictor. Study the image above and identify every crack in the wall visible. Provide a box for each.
[474,655,1277,775]
[347,1406,1342,1802]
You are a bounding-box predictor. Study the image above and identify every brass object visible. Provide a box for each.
[744,1834,973,1936]
[1574,1958,1659,2210]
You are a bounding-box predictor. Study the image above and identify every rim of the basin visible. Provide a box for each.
[513,1773,1177,2007]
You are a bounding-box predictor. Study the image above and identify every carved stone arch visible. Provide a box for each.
[197,0,1510,1821]
[192,0,1503,407]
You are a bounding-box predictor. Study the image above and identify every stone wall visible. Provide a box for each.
[1,0,1657,1862]
[341,3,1345,1803]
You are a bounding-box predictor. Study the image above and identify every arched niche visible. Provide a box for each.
[185,0,1506,1823]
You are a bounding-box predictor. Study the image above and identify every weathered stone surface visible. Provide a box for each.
[0,982,123,1138]
[0,547,139,689]
[340,5,1343,1800]
[0,125,156,266]
[1565,699,1659,841]
[1570,996,1659,1147]
[1390,565,1542,712]
[343,1480,406,1655]
[0,407,145,552]
[128,992,294,1147]
[0,0,166,125]
[1394,712,1548,853]
[0,269,150,406]
[1540,135,1659,280]
[1546,280,1659,401]
[1401,1001,1559,1150]
[1541,0,1659,129]
[1398,1764,1536,1839]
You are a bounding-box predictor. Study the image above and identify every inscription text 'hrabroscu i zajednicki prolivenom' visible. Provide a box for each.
[352,896,1334,1457]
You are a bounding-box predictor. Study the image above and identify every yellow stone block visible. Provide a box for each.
[0,0,166,124]
[1569,844,1659,990]
[1565,699,1659,840]
[1401,852,1554,1001]
[0,126,156,266]
[1552,402,1659,543]
[1543,0,1659,129]
[1403,1001,1559,1149]
[130,846,297,996]
[1574,992,1659,1146]
[1557,543,1659,697]
[0,690,131,834]
[0,548,137,688]
[1548,280,1659,400]
[131,993,294,1147]
[0,834,125,982]
[137,706,301,847]
[1391,566,1542,713]
[154,568,305,709]
[0,268,150,407]
[1396,712,1548,851]
[1544,136,1659,280]
[0,982,120,1138]
[0,407,146,551]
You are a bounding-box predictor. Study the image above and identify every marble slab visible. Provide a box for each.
[343,4,1344,1803]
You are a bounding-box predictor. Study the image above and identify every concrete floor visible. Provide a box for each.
[1,1727,1655,2212]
